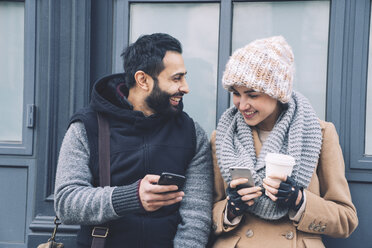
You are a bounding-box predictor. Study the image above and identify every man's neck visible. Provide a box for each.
[127,88,154,116]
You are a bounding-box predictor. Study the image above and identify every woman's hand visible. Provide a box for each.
[231,178,263,206]
[226,178,262,219]
[263,173,303,210]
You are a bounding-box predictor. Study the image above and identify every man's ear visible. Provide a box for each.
[134,71,151,91]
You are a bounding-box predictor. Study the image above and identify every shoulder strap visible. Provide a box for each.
[97,112,111,187]
[91,112,110,248]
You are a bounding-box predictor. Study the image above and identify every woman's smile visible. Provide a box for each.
[242,110,257,119]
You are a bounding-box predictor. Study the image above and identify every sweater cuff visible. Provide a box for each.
[112,180,142,216]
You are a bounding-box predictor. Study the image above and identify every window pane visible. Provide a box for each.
[232,1,330,119]
[366,5,372,155]
[0,2,24,143]
[113,2,220,136]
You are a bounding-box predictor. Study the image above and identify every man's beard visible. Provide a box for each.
[145,77,183,116]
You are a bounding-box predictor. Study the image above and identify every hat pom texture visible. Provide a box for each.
[222,36,294,103]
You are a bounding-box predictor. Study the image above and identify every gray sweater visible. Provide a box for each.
[54,121,213,247]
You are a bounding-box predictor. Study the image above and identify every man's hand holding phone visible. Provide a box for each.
[139,174,184,212]
[158,172,186,189]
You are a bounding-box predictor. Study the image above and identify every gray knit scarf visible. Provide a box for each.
[216,91,322,220]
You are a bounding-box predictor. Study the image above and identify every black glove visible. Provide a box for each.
[226,185,249,216]
[276,176,304,211]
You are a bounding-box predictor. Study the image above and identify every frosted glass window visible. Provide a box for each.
[366,5,372,155]
[113,2,220,136]
[0,2,24,143]
[232,1,330,120]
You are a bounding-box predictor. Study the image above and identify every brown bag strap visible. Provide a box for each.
[91,112,110,248]
[97,112,111,187]
[48,216,61,242]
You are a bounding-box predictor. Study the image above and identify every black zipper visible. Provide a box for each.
[143,135,149,174]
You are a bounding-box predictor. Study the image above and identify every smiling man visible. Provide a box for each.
[54,33,213,248]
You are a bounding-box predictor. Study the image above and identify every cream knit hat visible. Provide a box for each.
[222,36,294,103]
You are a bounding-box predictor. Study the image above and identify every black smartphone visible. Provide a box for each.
[229,167,255,188]
[158,172,186,190]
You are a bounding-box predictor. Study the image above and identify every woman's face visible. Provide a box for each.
[231,85,281,131]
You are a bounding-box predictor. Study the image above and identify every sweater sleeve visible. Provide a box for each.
[54,122,142,225]
[173,122,213,248]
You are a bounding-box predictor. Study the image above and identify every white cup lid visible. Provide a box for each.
[265,153,295,166]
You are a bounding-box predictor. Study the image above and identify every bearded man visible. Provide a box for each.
[54,33,213,248]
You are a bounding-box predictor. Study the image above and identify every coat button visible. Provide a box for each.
[313,225,320,232]
[285,231,294,240]
[245,229,254,238]
[308,222,315,231]
[212,223,217,231]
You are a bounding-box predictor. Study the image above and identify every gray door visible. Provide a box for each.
[0,1,36,248]
[26,0,91,247]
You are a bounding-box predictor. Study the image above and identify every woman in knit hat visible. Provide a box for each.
[210,36,358,247]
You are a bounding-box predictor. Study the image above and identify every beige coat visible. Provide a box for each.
[211,120,358,248]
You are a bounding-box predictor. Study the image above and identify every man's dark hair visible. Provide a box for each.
[121,33,183,89]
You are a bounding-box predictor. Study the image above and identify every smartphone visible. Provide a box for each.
[158,172,186,190]
[229,167,255,188]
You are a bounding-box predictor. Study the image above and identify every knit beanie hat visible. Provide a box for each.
[222,36,294,103]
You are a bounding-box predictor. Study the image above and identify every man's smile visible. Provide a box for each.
[170,96,182,106]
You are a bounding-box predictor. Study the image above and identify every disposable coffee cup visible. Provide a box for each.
[265,153,295,196]
[265,153,295,181]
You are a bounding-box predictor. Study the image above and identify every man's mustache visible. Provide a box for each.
[171,92,184,97]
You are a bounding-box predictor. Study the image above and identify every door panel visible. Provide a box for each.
[232,1,330,119]
[0,1,24,143]
[0,160,35,248]
[0,166,28,243]
[114,1,220,136]
[0,1,36,248]
[0,0,34,155]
